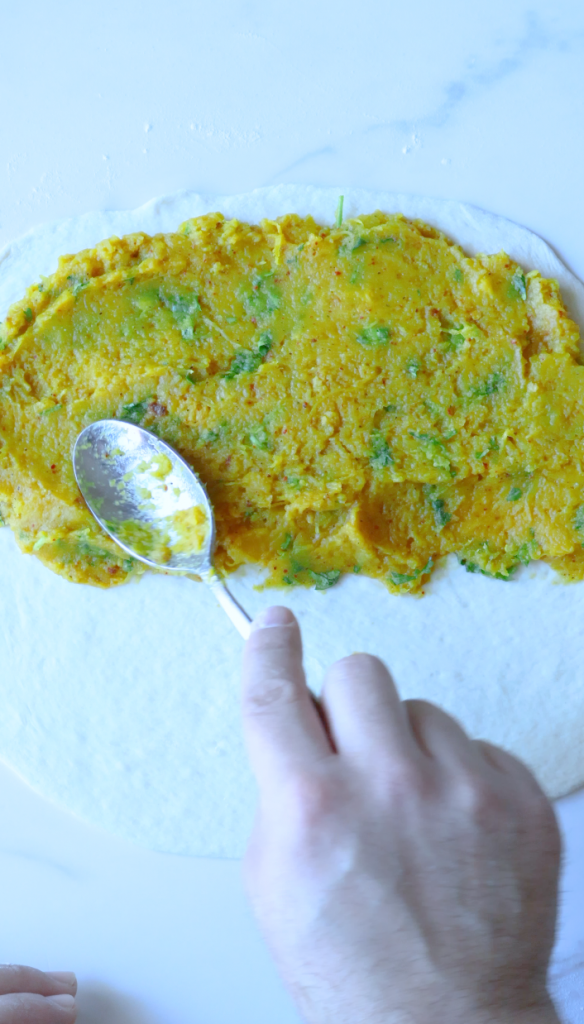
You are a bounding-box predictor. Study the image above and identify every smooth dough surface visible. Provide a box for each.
[0,185,583,858]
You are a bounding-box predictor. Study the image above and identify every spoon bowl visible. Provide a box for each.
[73,420,251,637]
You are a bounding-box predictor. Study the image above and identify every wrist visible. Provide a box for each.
[473,999,560,1024]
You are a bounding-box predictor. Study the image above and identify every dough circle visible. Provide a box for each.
[0,186,583,858]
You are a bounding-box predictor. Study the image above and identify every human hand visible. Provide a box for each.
[241,606,561,1024]
[0,966,76,1023]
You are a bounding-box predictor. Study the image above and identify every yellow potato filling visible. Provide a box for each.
[1,210,583,594]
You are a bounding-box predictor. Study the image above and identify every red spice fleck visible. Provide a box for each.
[334,270,341,276]
[149,401,168,416]
[251,317,257,325]
[51,464,57,472]
[106,566,119,576]
[447,406,455,416]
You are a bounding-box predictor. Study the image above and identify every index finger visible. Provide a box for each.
[241,606,334,790]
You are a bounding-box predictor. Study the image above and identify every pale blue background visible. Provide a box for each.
[1,1,584,1021]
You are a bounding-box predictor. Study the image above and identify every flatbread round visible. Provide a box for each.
[0,186,583,858]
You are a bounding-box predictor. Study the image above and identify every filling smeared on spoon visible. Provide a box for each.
[73,420,251,637]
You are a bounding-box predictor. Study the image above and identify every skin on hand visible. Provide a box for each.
[0,966,77,1023]
[241,606,562,1024]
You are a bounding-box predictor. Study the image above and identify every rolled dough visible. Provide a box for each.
[0,186,583,859]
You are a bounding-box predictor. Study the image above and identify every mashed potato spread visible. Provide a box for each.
[1,210,583,593]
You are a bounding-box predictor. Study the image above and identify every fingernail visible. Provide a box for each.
[46,972,76,988]
[47,994,75,1008]
[252,605,295,631]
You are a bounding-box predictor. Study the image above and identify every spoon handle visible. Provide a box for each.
[204,574,252,639]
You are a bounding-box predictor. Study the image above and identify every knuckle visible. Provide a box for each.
[527,790,561,848]
[243,674,299,715]
[454,771,502,819]
[329,652,386,688]
[285,771,337,831]
[377,755,430,803]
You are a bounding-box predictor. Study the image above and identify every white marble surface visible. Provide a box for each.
[1,0,584,1020]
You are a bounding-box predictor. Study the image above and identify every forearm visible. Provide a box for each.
[390,995,561,1024]
[495,1005,561,1024]
[461,998,561,1024]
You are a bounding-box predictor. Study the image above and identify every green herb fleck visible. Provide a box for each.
[335,195,344,228]
[40,403,63,416]
[351,237,367,252]
[309,569,341,591]
[443,329,465,352]
[200,428,220,443]
[224,349,262,379]
[509,267,527,300]
[224,329,272,379]
[358,324,390,347]
[460,559,517,581]
[425,490,451,529]
[453,268,464,283]
[506,486,522,502]
[160,290,201,340]
[390,569,419,586]
[515,538,539,566]
[67,275,88,296]
[161,291,201,317]
[353,564,362,573]
[370,430,394,469]
[243,272,281,317]
[121,400,150,424]
[248,424,271,451]
[443,320,485,352]
[475,436,500,459]
[406,358,420,378]
[281,532,293,552]
[389,557,433,588]
[574,505,584,532]
[257,331,273,358]
[24,308,33,322]
[467,371,506,401]
[410,432,451,472]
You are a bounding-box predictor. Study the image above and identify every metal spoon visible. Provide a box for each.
[73,419,252,638]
